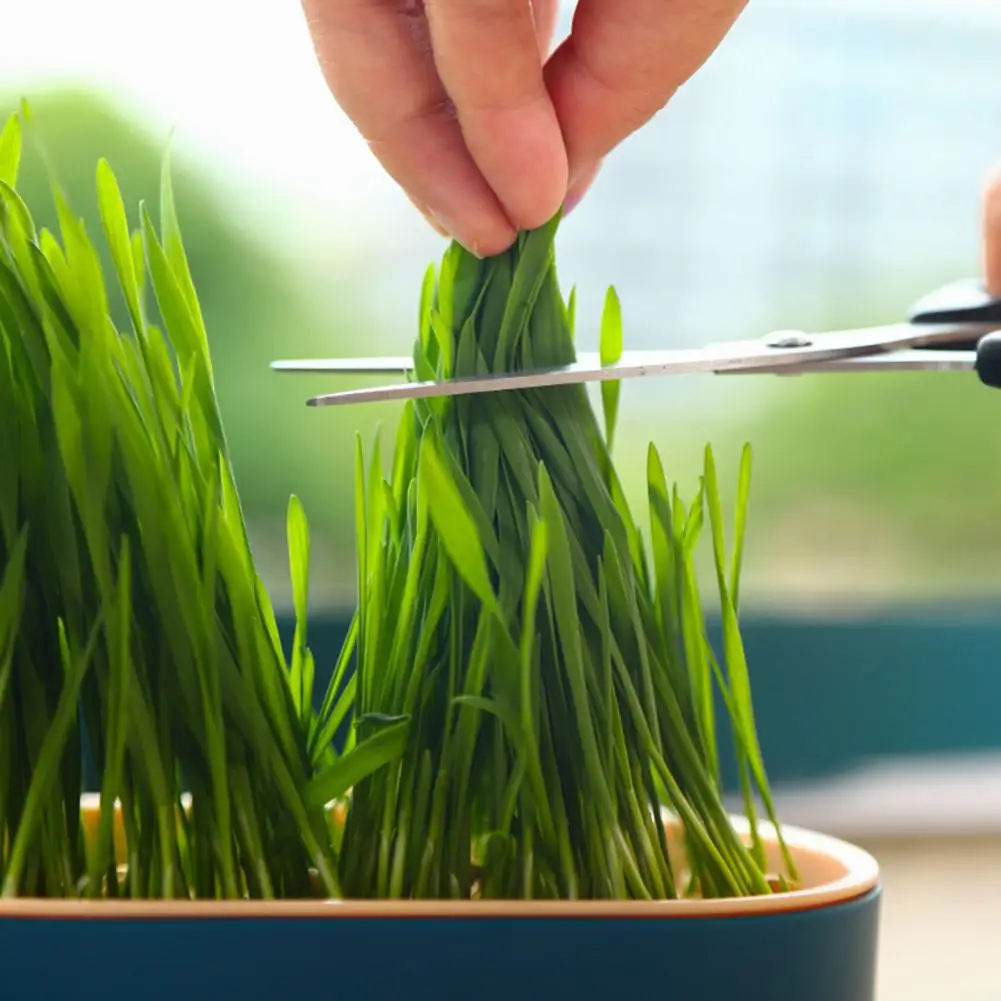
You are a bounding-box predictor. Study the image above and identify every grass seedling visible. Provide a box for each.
[0,108,401,900]
[338,216,798,900]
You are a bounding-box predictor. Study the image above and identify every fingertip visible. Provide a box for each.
[984,162,1001,296]
[466,227,520,259]
[429,212,519,259]
[563,159,602,216]
[422,200,519,258]
[425,0,567,234]
[372,108,520,259]
[472,106,568,233]
[406,194,450,239]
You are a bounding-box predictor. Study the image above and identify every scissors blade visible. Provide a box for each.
[270,354,606,374]
[271,356,418,373]
[300,320,995,407]
[722,348,978,375]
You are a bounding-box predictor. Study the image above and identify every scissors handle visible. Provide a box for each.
[909,278,1001,340]
[905,278,1001,386]
[906,279,1001,386]
[974,332,1001,388]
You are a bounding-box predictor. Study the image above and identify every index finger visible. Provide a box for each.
[425,0,568,230]
[301,0,516,256]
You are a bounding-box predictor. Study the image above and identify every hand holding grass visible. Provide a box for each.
[301,0,748,256]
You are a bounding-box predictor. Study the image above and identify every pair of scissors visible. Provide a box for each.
[271,279,1001,408]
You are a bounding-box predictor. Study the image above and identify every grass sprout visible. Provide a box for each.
[0,107,401,900]
[338,215,797,900]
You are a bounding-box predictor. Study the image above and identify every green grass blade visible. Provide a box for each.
[0,114,21,187]
[95,159,145,336]
[3,616,101,897]
[730,443,752,612]
[287,494,310,721]
[598,286,623,449]
[418,429,497,612]
[305,719,410,809]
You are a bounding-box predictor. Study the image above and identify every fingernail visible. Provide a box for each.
[424,213,450,239]
[405,193,452,239]
[564,160,602,218]
[427,208,485,257]
[429,216,486,258]
[427,208,459,242]
[563,187,586,217]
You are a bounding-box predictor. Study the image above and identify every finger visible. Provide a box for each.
[531,0,561,56]
[545,0,748,180]
[563,159,603,216]
[424,0,568,230]
[984,162,1001,297]
[301,0,516,255]
[405,192,451,238]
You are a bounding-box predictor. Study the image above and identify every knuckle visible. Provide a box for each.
[365,97,456,147]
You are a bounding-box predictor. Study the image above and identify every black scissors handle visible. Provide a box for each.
[908,279,1001,388]
[909,278,1001,331]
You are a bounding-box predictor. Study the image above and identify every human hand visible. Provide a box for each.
[984,163,1001,296]
[302,0,748,256]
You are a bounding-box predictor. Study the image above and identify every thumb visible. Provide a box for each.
[984,162,1001,297]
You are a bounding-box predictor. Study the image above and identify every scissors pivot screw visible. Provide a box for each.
[766,331,813,349]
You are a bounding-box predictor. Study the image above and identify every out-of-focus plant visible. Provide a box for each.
[3,89,391,601]
[613,287,1001,606]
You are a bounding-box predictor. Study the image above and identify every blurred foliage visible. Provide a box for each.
[735,270,1001,601]
[739,368,1001,600]
[7,89,999,609]
[4,89,399,601]
[615,338,1001,606]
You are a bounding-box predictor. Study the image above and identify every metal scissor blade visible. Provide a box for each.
[302,320,991,408]
[722,348,978,375]
[271,356,418,373]
[273,354,602,374]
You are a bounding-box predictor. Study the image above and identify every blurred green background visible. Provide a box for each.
[7,82,1000,613]
[2,89,403,606]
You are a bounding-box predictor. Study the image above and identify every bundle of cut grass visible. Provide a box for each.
[0,109,359,899]
[338,216,797,900]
